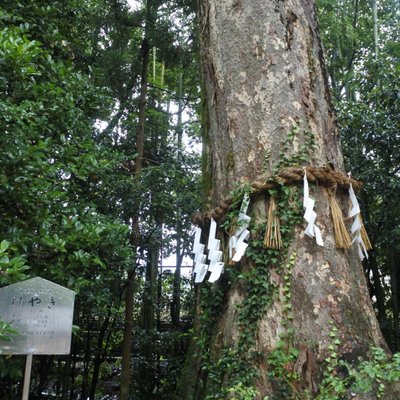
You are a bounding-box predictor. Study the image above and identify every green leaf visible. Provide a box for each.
[0,240,10,252]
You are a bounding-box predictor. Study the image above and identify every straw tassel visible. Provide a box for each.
[327,188,352,249]
[264,196,282,249]
[359,214,373,250]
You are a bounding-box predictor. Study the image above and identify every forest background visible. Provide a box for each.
[0,0,398,399]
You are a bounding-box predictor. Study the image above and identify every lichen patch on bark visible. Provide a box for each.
[316,262,330,282]
[258,303,283,350]
[247,149,255,163]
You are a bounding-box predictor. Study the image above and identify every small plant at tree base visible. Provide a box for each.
[315,323,400,400]
[226,382,260,400]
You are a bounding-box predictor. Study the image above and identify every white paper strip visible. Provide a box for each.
[205,217,224,278]
[232,241,248,262]
[315,226,324,247]
[304,206,316,225]
[208,261,224,283]
[207,238,221,255]
[236,213,251,237]
[192,227,202,253]
[229,194,252,263]
[351,216,362,234]
[304,222,315,238]
[193,243,205,256]
[348,183,369,261]
[193,263,202,275]
[207,219,217,249]
[303,173,309,208]
[348,184,361,218]
[195,253,207,265]
[209,250,223,264]
[194,263,208,283]
[191,226,208,280]
[303,170,324,246]
[237,228,250,243]
[240,193,250,215]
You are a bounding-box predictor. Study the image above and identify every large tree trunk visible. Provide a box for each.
[179,0,397,399]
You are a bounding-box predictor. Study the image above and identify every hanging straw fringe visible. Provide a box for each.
[264,197,282,249]
[328,188,352,249]
[359,214,373,250]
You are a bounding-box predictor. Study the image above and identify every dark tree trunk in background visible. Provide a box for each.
[178,0,398,399]
[172,72,184,329]
[120,17,151,400]
[390,249,400,351]
[89,310,112,399]
[81,322,92,400]
[139,214,161,398]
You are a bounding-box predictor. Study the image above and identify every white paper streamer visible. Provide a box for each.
[348,182,369,261]
[208,261,224,283]
[192,227,202,253]
[193,194,251,284]
[348,183,361,218]
[240,193,250,215]
[192,227,208,282]
[236,213,251,236]
[303,172,310,208]
[229,194,251,262]
[206,218,226,283]
[194,252,207,266]
[232,241,248,262]
[194,263,208,283]
[207,219,217,250]
[207,238,221,254]
[209,250,223,268]
[303,171,324,246]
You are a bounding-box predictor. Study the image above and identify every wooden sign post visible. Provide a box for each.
[0,277,75,399]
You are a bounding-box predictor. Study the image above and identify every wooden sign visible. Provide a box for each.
[0,277,75,355]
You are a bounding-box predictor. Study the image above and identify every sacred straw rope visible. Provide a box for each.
[192,166,361,226]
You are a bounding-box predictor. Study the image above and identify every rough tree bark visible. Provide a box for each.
[178,0,398,399]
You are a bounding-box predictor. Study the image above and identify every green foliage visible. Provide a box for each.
[264,254,302,400]
[272,126,316,174]
[316,327,400,400]
[347,348,400,398]
[227,382,261,399]
[0,320,17,342]
[317,0,400,350]
[0,2,138,398]
[0,240,29,286]
[315,324,345,400]
[221,183,253,232]
[244,188,299,389]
